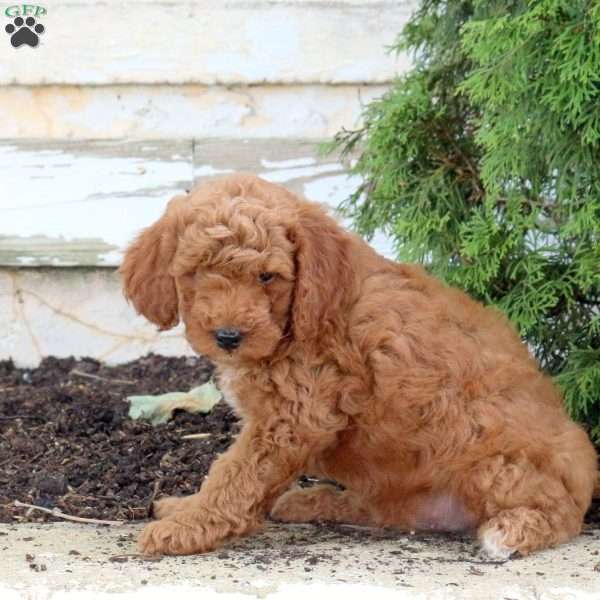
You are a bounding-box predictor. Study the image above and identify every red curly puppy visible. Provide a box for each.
[121,174,597,558]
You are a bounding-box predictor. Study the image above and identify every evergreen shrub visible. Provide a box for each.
[329,0,600,440]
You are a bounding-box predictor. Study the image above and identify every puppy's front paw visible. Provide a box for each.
[139,518,215,556]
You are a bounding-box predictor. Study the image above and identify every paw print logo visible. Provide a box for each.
[5,16,45,48]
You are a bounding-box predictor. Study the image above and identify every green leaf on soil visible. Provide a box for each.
[126,380,222,425]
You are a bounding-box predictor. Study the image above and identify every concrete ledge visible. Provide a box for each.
[1,522,599,599]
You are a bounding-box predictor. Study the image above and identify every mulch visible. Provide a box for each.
[0,355,237,523]
[1,354,598,528]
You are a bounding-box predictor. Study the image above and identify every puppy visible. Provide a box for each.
[121,174,597,558]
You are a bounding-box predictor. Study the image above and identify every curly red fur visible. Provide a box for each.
[121,174,597,558]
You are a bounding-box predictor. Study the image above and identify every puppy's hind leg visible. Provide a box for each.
[468,452,594,558]
[477,506,575,559]
[270,484,372,525]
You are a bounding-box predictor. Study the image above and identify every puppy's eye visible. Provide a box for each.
[258,272,275,284]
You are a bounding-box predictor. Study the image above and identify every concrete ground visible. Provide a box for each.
[1,521,599,600]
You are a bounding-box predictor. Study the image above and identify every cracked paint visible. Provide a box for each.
[0,269,192,367]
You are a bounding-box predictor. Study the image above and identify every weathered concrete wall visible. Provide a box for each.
[0,84,388,140]
[0,268,191,367]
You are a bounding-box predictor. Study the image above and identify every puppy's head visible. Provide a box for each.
[120,175,352,364]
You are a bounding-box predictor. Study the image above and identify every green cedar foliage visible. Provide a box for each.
[328,0,600,440]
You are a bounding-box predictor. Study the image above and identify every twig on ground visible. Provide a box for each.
[330,523,382,532]
[127,506,148,520]
[148,478,163,507]
[0,415,44,421]
[14,500,126,526]
[70,369,136,386]
[181,432,213,440]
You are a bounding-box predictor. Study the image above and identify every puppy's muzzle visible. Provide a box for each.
[214,328,243,351]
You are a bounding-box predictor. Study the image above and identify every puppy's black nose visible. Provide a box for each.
[214,328,243,350]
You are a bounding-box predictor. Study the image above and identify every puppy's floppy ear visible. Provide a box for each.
[291,203,353,341]
[120,195,187,330]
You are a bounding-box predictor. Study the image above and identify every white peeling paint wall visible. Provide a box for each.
[0,85,390,140]
[0,0,417,366]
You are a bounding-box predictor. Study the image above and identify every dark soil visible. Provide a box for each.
[0,354,238,523]
[1,355,598,529]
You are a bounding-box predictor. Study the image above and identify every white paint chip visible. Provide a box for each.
[261,157,317,169]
